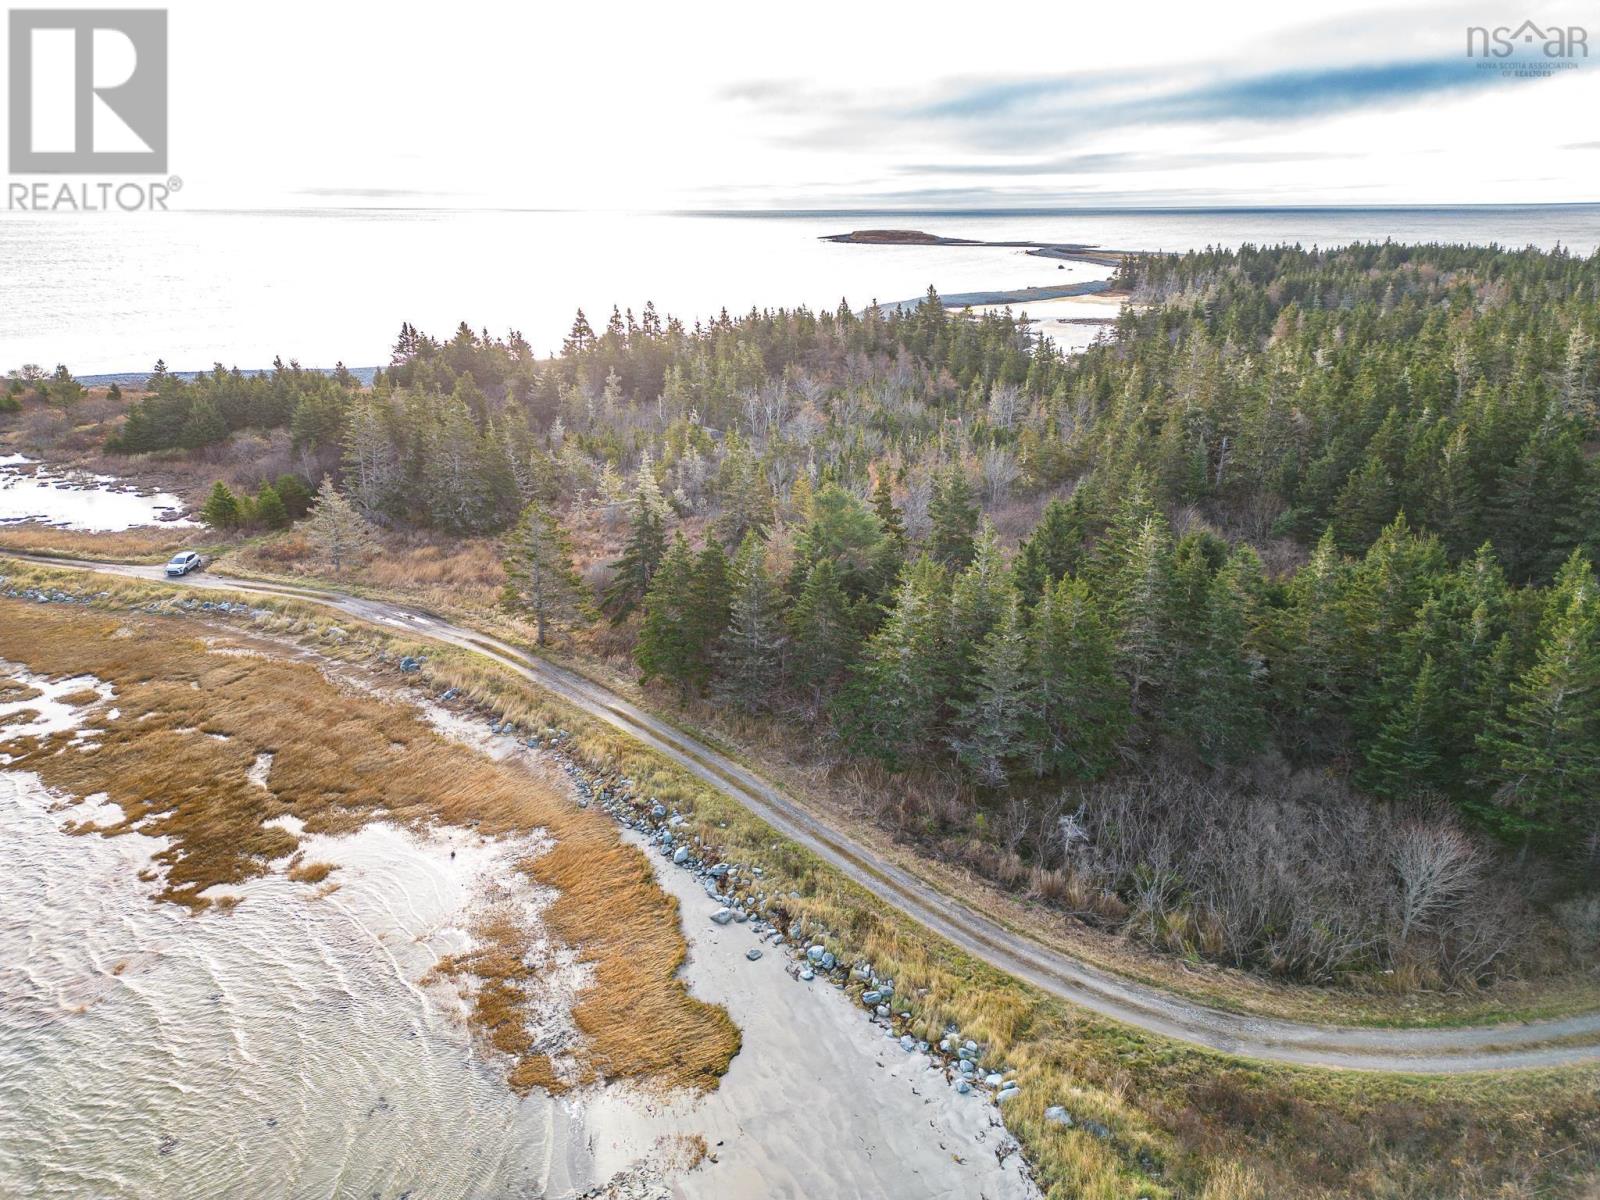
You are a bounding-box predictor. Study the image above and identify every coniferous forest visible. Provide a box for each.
[107,242,1600,988]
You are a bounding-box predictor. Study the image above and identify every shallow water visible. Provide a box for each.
[0,657,602,1200]
[0,454,193,531]
[0,768,606,1198]
[1,664,1038,1199]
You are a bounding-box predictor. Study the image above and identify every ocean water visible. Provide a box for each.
[0,454,193,529]
[2,206,1596,375]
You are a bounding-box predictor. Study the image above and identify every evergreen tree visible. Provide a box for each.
[1275,529,1355,752]
[714,533,788,712]
[253,483,289,530]
[950,592,1030,787]
[1109,515,1176,716]
[871,468,906,548]
[1025,576,1128,780]
[789,558,859,712]
[711,437,773,546]
[928,465,979,568]
[502,499,588,645]
[791,483,888,599]
[180,397,226,450]
[837,556,949,767]
[636,536,731,694]
[305,476,377,572]
[341,395,401,518]
[1015,495,1085,601]
[274,474,313,519]
[636,535,697,688]
[200,481,241,530]
[602,455,670,622]
[423,394,509,533]
[946,520,1013,710]
[1477,551,1600,839]
[1361,653,1448,800]
[1169,548,1267,763]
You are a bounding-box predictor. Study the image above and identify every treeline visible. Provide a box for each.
[146,243,1598,864]
[1093,242,1600,581]
[106,360,359,453]
[335,243,1599,586]
[622,468,1597,851]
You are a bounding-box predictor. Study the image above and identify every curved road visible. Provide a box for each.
[6,550,1600,1073]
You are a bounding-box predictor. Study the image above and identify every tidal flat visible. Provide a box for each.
[0,601,1036,1198]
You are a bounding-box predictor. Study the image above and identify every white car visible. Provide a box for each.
[164,551,203,577]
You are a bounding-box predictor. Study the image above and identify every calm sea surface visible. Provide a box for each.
[2,206,1598,375]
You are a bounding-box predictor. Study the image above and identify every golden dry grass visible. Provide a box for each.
[400,643,1600,1200]
[230,528,507,613]
[0,523,194,562]
[3,565,1598,1199]
[285,857,336,884]
[220,520,1599,1029]
[0,599,737,1097]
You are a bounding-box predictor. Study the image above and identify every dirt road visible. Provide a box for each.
[6,550,1598,1073]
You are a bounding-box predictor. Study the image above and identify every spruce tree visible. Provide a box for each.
[636,535,698,688]
[1361,654,1447,800]
[342,395,401,519]
[502,499,588,645]
[790,558,859,713]
[871,468,906,548]
[180,397,226,450]
[274,474,313,519]
[635,536,731,694]
[951,592,1030,787]
[928,465,979,569]
[1109,515,1176,716]
[1276,529,1355,752]
[1025,576,1127,780]
[715,533,788,713]
[253,483,289,530]
[1477,550,1600,839]
[1015,495,1085,601]
[1169,548,1267,763]
[200,481,241,530]
[603,458,669,622]
[790,483,887,599]
[711,438,773,547]
[305,476,378,572]
[837,556,949,767]
[947,520,1014,710]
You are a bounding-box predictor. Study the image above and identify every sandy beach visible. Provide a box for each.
[434,709,1041,1200]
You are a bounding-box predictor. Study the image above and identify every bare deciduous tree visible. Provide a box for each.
[980,445,1020,507]
[1392,818,1481,946]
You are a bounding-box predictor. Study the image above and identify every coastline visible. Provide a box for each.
[823,227,1127,268]
[825,227,1130,320]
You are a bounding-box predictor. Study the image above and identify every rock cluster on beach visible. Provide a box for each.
[437,694,1050,1126]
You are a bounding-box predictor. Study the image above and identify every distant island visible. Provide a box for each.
[823,228,1125,267]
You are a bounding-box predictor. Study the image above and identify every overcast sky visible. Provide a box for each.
[16,0,1599,209]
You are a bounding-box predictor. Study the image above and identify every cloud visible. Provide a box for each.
[727,51,1552,155]
[1125,59,1513,124]
[293,186,465,201]
[899,150,1359,176]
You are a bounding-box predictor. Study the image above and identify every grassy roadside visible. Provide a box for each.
[200,544,1600,1033]
[0,524,200,563]
[4,558,1599,1199]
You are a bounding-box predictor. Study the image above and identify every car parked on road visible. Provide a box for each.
[164,551,203,577]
